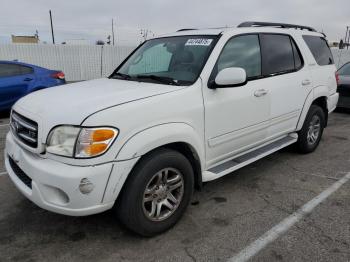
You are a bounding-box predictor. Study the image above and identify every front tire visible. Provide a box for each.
[115,148,194,237]
[297,105,326,153]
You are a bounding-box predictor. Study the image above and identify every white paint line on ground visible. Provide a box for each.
[0,124,9,127]
[0,171,7,176]
[228,172,350,262]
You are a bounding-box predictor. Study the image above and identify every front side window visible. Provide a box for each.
[303,35,334,66]
[111,35,218,86]
[216,34,261,79]
[260,34,295,75]
[0,64,21,78]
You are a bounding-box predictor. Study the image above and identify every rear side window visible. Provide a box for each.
[19,65,34,75]
[302,36,334,66]
[216,34,261,78]
[260,34,295,75]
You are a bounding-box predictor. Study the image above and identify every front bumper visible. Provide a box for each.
[5,132,115,216]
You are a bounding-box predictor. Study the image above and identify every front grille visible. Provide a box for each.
[9,157,32,189]
[10,111,38,148]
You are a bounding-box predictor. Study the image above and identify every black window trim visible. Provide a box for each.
[208,32,305,89]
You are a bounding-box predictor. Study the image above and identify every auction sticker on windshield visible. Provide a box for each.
[185,39,213,46]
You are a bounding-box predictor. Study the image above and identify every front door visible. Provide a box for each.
[0,63,33,110]
[202,34,270,167]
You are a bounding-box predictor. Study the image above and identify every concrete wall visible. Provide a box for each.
[0,44,135,81]
[332,49,350,68]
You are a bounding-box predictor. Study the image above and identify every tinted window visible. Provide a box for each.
[260,34,295,75]
[0,64,21,77]
[338,63,350,76]
[291,39,303,69]
[303,36,334,66]
[19,65,34,75]
[216,34,261,78]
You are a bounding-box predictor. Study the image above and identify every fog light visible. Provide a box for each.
[79,178,94,194]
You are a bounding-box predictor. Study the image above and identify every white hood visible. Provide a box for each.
[13,78,181,139]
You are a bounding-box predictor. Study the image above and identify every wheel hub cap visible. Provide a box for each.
[307,115,321,145]
[143,168,184,221]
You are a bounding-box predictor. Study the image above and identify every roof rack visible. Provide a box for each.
[238,21,317,32]
[176,28,197,32]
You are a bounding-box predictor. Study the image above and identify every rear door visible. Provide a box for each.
[0,63,35,109]
[258,34,312,140]
[302,35,337,96]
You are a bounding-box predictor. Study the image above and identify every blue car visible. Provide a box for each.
[0,60,66,111]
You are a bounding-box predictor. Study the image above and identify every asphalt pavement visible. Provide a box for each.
[0,112,349,262]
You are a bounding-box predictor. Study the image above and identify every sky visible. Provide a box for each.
[0,0,348,45]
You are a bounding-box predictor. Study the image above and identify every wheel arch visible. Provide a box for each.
[296,87,329,130]
[154,142,203,190]
[103,123,205,204]
[115,122,205,190]
[311,96,328,126]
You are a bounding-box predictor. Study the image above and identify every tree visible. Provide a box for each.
[96,40,105,45]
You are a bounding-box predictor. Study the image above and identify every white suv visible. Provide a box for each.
[5,22,339,236]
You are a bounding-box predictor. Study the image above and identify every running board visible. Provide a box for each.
[203,134,298,182]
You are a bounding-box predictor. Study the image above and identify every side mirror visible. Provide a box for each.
[210,67,247,89]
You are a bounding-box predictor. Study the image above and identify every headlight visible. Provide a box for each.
[46,126,119,158]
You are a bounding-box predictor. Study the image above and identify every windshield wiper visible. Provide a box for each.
[111,72,132,80]
[135,74,180,86]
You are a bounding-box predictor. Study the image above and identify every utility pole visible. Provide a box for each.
[344,26,349,50]
[112,19,115,46]
[347,26,350,50]
[49,10,55,44]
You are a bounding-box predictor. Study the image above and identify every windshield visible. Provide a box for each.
[110,35,218,86]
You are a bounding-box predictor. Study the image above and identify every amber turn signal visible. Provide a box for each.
[83,143,108,156]
[92,129,115,142]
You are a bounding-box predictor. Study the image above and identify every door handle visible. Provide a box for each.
[23,78,33,82]
[254,89,268,97]
[302,79,311,86]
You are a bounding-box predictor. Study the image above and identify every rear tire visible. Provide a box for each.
[115,148,194,237]
[297,105,325,153]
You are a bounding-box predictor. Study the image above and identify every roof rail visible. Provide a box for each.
[176,28,197,32]
[238,21,317,32]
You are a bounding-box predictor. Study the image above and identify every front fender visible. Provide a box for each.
[102,123,205,204]
[116,122,205,166]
